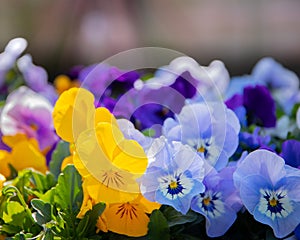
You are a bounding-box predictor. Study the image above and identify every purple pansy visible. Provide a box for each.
[139,137,205,214]
[78,63,139,110]
[0,86,58,151]
[281,140,300,169]
[191,165,242,237]
[233,149,300,238]
[252,57,300,114]
[226,85,276,128]
[163,102,240,170]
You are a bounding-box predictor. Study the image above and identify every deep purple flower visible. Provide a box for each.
[281,140,300,169]
[78,64,139,110]
[113,86,186,134]
[243,85,276,128]
[226,85,276,128]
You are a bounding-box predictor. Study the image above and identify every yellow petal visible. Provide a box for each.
[2,133,28,148]
[0,150,13,178]
[134,194,161,214]
[105,202,150,237]
[10,140,47,173]
[94,107,117,126]
[84,176,138,204]
[96,213,108,233]
[53,88,95,143]
[112,139,147,175]
[61,155,73,171]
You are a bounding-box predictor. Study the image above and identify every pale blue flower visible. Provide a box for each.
[233,149,300,238]
[139,137,205,214]
[191,165,242,237]
[163,102,240,170]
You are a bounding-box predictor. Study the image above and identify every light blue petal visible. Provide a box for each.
[239,175,270,212]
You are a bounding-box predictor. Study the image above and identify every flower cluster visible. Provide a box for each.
[0,38,300,239]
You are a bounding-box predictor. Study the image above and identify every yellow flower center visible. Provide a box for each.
[197,146,205,153]
[169,181,178,189]
[269,198,278,207]
[203,197,211,206]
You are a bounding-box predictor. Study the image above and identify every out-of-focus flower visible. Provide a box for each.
[140,57,229,101]
[0,138,47,177]
[0,86,58,152]
[163,102,240,170]
[17,54,58,105]
[191,166,242,237]
[226,85,276,128]
[252,58,300,114]
[281,140,300,169]
[113,86,186,135]
[78,64,139,109]
[54,75,79,94]
[233,149,300,238]
[139,137,205,214]
[0,38,27,87]
[97,194,160,237]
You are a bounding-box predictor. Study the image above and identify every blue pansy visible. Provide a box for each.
[163,102,240,170]
[139,137,205,214]
[191,165,242,237]
[233,149,300,238]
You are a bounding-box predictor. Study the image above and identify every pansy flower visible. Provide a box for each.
[191,165,242,237]
[74,121,148,204]
[0,137,47,177]
[0,86,58,152]
[163,102,240,170]
[233,149,300,238]
[139,137,205,214]
[96,194,160,237]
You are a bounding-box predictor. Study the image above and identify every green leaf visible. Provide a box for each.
[77,202,106,237]
[31,171,56,193]
[54,165,83,212]
[49,141,70,179]
[148,210,170,240]
[2,201,26,227]
[31,199,52,225]
[162,207,198,227]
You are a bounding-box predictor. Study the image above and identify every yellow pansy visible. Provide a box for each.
[53,87,95,143]
[74,122,148,204]
[97,194,161,237]
[0,138,47,177]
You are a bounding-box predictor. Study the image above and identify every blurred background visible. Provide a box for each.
[0,0,300,80]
